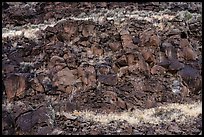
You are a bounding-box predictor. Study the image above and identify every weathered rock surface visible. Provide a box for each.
[2,2,202,135]
[4,74,27,101]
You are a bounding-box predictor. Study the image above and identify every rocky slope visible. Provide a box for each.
[2,2,202,135]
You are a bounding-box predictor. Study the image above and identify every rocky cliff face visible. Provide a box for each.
[2,2,202,135]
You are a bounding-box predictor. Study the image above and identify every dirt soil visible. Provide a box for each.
[2,2,202,135]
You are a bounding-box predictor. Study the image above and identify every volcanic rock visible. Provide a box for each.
[37,126,52,135]
[126,53,136,65]
[182,46,197,61]
[158,52,171,68]
[98,74,117,86]
[165,45,178,60]
[179,38,190,48]
[121,34,133,49]
[30,77,45,92]
[4,73,27,101]
[91,46,104,56]
[16,106,54,133]
[132,35,140,45]
[2,110,15,135]
[141,49,155,63]
[53,67,77,91]
[150,34,160,47]
[178,65,201,94]
[109,42,122,51]
[150,65,166,75]
[116,55,128,67]
[168,59,184,73]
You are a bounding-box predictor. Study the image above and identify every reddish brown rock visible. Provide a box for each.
[112,63,119,73]
[150,34,160,47]
[65,85,73,94]
[137,58,150,74]
[90,128,101,135]
[55,63,67,69]
[2,3,202,135]
[140,29,154,47]
[182,47,197,61]
[128,64,138,74]
[141,49,155,63]
[81,76,88,86]
[181,84,190,98]
[78,65,96,87]
[91,46,103,56]
[82,24,95,37]
[77,66,85,77]
[87,75,97,87]
[4,74,27,101]
[62,22,78,40]
[179,38,189,48]
[63,53,69,60]
[150,65,166,75]
[109,42,122,51]
[121,34,133,49]
[49,63,67,75]
[56,84,66,91]
[53,67,77,90]
[85,65,96,75]
[86,48,94,58]
[126,53,135,65]
[145,98,155,108]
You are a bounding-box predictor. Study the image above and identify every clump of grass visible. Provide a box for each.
[185,11,193,20]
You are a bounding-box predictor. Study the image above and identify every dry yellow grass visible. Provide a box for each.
[69,101,201,125]
[3,9,200,39]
